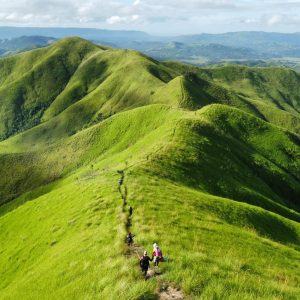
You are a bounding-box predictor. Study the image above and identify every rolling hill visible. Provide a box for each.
[0,38,299,299]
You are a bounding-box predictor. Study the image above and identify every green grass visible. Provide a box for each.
[0,38,300,299]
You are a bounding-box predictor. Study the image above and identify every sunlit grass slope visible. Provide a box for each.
[164,61,300,134]
[1,37,300,144]
[1,103,300,299]
[201,65,300,114]
[0,38,300,299]
[0,105,179,205]
[0,38,101,139]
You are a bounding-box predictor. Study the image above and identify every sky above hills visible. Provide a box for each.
[0,0,299,35]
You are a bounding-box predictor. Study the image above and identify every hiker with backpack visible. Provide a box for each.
[140,251,152,277]
[152,243,163,267]
[126,232,134,245]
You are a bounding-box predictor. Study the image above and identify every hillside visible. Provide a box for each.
[0,36,56,56]
[0,38,299,299]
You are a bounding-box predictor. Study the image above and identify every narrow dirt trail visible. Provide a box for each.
[118,170,157,277]
[117,170,185,298]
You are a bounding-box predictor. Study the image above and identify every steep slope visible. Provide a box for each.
[0,38,178,142]
[152,74,239,109]
[0,104,300,299]
[41,49,174,122]
[164,61,300,134]
[0,39,300,299]
[1,38,300,144]
[0,106,179,205]
[0,37,101,140]
[199,65,300,114]
[0,38,300,144]
[141,105,300,217]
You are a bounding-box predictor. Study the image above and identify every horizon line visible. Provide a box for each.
[0,25,299,37]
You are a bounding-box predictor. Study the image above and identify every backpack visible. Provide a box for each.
[126,235,133,243]
[140,256,149,268]
[156,247,162,257]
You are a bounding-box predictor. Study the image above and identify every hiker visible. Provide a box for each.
[129,206,133,216]
[126,232,134,245]
[152,243,163,267]
[118,177,123,186]
[140,251,152,277]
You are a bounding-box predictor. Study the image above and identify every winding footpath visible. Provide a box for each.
[117,169,185,299]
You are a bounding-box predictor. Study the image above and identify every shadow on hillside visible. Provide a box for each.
[137,292,158,300]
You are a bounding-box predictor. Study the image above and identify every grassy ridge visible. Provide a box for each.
[138,105,300,219]
[1,104,300,298]
[1,38,300,143]
[0,38,100,139]
[1,170,300,299]
[0,105,179,205]
[0,38,300,299]
[164,61,300,134]
[199,65,300,114]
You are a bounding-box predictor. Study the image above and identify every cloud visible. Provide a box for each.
[260,13,300,27]
[133,0,141,6]
[266,14,284,26]
[141,0,240,11]
[0,0,299,34]
[242,18,258,24]
[106,16,123,25]
[106,14,140,25]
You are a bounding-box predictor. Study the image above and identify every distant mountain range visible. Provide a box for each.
[0,26,152,42]
[0,36,56,56]
[1,27,300,69]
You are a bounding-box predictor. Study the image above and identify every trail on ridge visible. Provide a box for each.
[116,170,185,299]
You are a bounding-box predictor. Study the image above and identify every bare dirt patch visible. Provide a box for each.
[159,286,185,300]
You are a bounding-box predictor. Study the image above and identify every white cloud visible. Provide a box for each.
[106,14,140,25]
[133,0,141,6]
[132,14,140,20]
[5,13,18,21]
[266,14,284,26]
[241,18,258,24]
[106,15,123,25]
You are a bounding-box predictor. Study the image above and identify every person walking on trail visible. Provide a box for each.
[129,206,133,217]
[126,232,134,245]
[140,251,152,277]
[118,177,123,186]
[152,243,163,267]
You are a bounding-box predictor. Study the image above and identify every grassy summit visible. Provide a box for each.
[0,38,299,299]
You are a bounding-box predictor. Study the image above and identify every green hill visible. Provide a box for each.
[0,38,299,299]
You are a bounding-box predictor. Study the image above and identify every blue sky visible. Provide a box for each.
[0,0,299,35]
